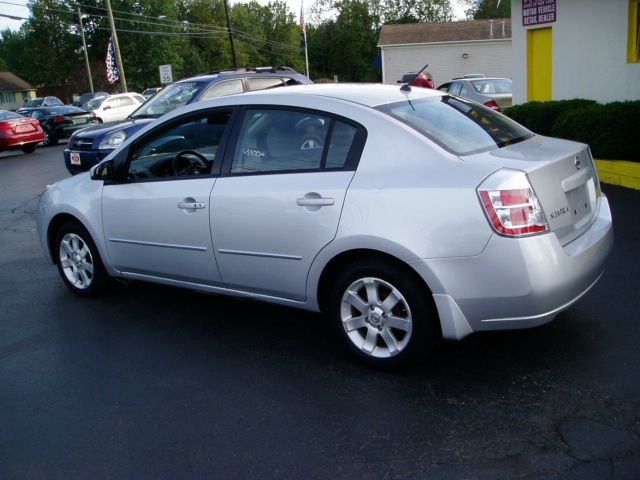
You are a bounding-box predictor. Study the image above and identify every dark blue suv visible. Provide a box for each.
[64,66,312,174]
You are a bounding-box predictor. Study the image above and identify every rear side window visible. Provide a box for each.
[376,96,532,155]
[246,77,284,91]
[471,79,513,94]
[230,109,361,174]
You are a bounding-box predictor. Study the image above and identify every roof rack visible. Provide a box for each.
[199,66,298,76]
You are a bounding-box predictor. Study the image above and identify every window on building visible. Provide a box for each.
[629,0,640,63]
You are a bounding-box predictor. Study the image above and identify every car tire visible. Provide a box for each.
[329,260,439,369]
[21,144,37,154]
[43,129,58,146]
[54,221,110,297]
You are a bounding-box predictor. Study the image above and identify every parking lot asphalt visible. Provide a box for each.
[1,146,639,479]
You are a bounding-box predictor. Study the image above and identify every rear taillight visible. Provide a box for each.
[0,121,13,130]
[54,115,65,125]
[484,100,501,112]
[478,170,548,237]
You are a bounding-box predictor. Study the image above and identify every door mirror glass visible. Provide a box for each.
[91,159,115,181]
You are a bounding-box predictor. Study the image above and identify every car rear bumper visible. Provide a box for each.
[412,194,614,340]
[0,131,44,148]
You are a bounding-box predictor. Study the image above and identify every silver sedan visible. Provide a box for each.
[37,84,613,367]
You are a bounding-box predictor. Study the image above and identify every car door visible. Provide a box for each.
[210,107,365,301]
[101,97,120,122]
[101,108,235,285]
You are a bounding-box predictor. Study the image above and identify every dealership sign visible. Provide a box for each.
[523,0,557,26]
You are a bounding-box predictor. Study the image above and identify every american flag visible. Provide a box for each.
[106,36,119,84]
[300,1,306,46]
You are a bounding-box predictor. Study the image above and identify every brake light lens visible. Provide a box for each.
[478,170,548,237]
[484,100,501,112]
[54,115,65,125]
[0,121,13,130]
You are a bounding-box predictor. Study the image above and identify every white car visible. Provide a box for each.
[84,93,146,123]
[37,84,613,367]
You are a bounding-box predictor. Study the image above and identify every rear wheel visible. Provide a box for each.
[329,260,438,368]
[43,129,58,146]
[54,221,109,296]
[21,143,37,154]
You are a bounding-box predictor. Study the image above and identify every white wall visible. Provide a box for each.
[381,40,512,87]
[512,0,640,104]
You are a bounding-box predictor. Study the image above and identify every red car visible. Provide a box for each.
[0,110,45,154]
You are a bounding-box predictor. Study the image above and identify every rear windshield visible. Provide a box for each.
[376,96,532,155]
[470,78,512,94]
[0,111,22,120]
[46,106,85,115]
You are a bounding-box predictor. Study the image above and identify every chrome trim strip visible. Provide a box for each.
[109,238,207,252]
[218,249,302,260]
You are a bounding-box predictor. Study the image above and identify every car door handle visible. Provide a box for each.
[178,201,206,209]
[296,197,334,207]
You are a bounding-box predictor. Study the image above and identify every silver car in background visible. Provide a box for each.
[37,84,613,367]
[438,75,513,112]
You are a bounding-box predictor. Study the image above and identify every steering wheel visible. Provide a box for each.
[299,134,324,151]
[172,150,208,176]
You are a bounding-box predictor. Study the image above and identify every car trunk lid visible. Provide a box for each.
[464,135,600,245]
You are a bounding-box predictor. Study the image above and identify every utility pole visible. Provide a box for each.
[77,7,94,93]
[222,0,237,68]
[104,0,127,92]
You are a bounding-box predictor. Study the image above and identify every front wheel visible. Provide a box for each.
[329,260,438,368]
[54,222,109,296]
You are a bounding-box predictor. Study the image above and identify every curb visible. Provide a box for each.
[595,159,640,190]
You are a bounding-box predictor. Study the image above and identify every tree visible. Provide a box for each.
[461,0,511,20]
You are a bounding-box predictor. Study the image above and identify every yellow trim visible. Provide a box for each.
[527,28,553,101]
[629,0,640,63]
[595,159,640,190]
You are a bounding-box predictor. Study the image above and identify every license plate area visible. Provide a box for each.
[566,183,591,224]
[70,152,81,165]
[16,124,34,133]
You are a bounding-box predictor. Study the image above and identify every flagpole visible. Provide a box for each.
[301,1,309,78]
[105,0,127,92]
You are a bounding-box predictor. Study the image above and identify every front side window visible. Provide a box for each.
[377,96,533,156]
[449,82,462,95]
[128,110,232,180]
[231,109,360,174]
[119,96,134,107]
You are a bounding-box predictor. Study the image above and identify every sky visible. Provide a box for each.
[0,0,467,33]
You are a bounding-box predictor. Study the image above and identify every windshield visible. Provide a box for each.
[470,78,512,94]
[85,97,106,111]
[27,99,43,107]
[131,81,206,119]
[376,96,532,155]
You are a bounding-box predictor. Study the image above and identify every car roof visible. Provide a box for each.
[235,83,444,108]
[176,66,308,84]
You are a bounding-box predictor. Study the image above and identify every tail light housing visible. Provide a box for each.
[0,121,13,131]
[478,170,548,237]
[53,115,65,125]
[484,100,501,112]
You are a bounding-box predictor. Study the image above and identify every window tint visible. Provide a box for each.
[119,96,134,107]
[128,110,232,180]
[133,81,206,118]
[326,121,357,168]
[200,79,244,101]
[449,82,462,95]
[246,77,284,91]
[231,109,330,174]
[471,79,513,94]
[459,82,468,96]
[376,96,533,155]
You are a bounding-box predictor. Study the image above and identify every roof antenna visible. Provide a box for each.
[400,63,429,92]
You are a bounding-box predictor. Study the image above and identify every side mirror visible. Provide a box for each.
[90,159,114,181]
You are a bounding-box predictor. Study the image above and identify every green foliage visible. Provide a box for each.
[504,99,598,136]
[504,100,640,161]
[469,0,511,20]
